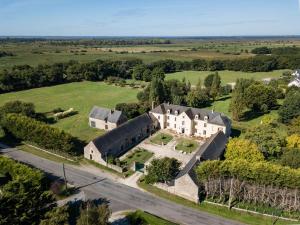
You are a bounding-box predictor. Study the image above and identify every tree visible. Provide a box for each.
[149,76,166,106]
[251,47,271,55]
[286,134,300,149]
[204,73,215,89]
[209,72,221,101]
[151,67,165,80]
[244,124,285,158]
[40,206,70,225]
[132,65,147,80]
[278,89,300,123]
[229,78,255,121]
[225,138,264,162]
[288,116,300,135]
[280,148,300,169]
[0,100,36,118]
[76,201,111,225]
[186,89,210,108]
[145,157,181,184]
[244,84,277,112]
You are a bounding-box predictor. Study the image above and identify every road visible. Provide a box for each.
[0,145,243,225]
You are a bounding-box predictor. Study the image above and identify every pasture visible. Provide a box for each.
[0,82,139,142]
[166,70,289,85]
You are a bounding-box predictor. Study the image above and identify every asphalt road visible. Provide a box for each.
[0,145,243,225]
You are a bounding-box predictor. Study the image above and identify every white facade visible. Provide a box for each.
[89,117,117,131]
[150,106,231,138]
[288,70,300,87]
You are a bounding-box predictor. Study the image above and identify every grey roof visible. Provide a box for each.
[89,106,127,124]
[175,131,227,184]
[92,113,153,157]
[150,103,230,127]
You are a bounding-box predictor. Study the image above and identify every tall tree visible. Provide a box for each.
[149,76,166,106]
[209,73,221,101]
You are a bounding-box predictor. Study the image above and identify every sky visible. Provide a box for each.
[0,0,300,36]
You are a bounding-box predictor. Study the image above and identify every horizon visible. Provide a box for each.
[1,0,300,36]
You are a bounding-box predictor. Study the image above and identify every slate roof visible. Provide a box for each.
[150,103,230,127]
[91,113,153,157]
[89,106,127,124]
[175,131,227,184]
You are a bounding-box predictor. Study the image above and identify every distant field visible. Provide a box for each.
[166,70,289,85]
[1,38,300,69]
[0,82,139,142]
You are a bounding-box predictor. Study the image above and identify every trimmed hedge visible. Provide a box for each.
[3,113,79,156]
[197,159,300,189]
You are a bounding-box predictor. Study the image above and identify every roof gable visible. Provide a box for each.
[89,106,127,124]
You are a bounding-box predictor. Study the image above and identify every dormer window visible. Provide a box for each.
[167,109,170,114]
[195,115,199,120]
[175,110,178,116]
[204,116,208,121]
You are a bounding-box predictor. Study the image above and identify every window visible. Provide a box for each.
[204,123,207,127]
[90,121,96,128]
[204,116,208,121]
[167,122,170,127]
[182,116,185,119]
[175,111,178,115]
[158,115,160,120]
[182,121,185,125]
[167,116,170,120]
[174,124,176,128]
[105,125,108,130]
[175,117,177,121]
[203,130,206,135]
[218,127,223,132]
[90,154,93,160]
[195,115,199,119]
[167,109,170,114]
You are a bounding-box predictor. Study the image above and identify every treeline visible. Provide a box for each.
[0,38,171,45]
[1,54,299,93]
[0,59,141,92]
[0,51,14,58]
[2,113,81,156]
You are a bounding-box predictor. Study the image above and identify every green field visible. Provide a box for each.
[0,82,139,142]
[175,138,199,153]
[166,70,289,85]
[150,132,173,145]
[121,148,154,166]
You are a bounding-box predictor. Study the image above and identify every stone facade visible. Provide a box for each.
[174,173,199,203]
[150,103,231,138]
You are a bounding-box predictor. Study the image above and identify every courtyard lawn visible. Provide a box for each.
[121,148,154,166]
[150,132,173,145]
[126,210,178,225]
[0,81,139,142]
[166,70,289,85]
[175,138,199,153]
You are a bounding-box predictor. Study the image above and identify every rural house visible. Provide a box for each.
[89,106,127,130]
[174,131,228,203]
[84,113,154,165]
[150,103,231,138]
[288,69,300,88]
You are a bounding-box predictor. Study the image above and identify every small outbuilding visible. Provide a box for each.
[174,131,228,203]
[89,106,127,131]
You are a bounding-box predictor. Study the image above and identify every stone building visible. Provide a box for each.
[88,106,127,131]
[174,131,227,203]
[150,103,231,138]
[84,113,154,165]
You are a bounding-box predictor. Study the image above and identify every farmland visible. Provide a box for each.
[0,82,139,142]
[166,70,289,85]
[1,38,300,69]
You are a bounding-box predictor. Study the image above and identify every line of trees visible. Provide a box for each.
[1,52,300,93]
[2,113,81,156]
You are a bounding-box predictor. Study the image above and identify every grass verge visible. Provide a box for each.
[138,180,296,225]
[126,210,178,225]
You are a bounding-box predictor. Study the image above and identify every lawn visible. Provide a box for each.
[0,81,139,142]
[126,210,178,225]
[175,138,199,153]
[166,70,289,85]
[150,132,173,145]
[121,148,154,167]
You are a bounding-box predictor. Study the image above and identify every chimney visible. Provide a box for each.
[151,101,155,110]
[111,109,114,114]
[196,155,201,161]
[211,107,214,114]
